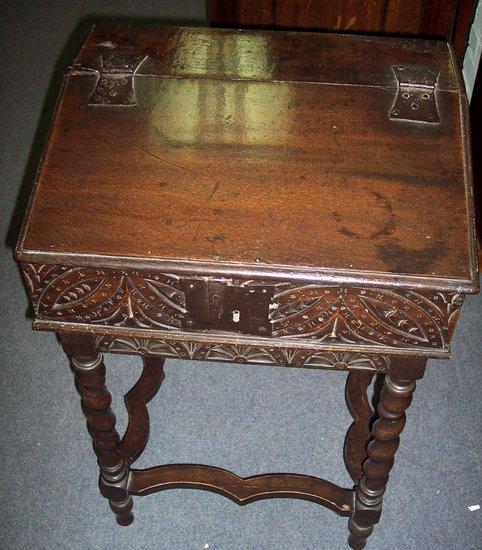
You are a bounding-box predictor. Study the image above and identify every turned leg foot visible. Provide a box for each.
[109,496,134,526]
[59,333,133,526]
[347,364,423,549]
[348,517,373,549]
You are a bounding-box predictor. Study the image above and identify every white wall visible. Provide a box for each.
[463,0,482,100]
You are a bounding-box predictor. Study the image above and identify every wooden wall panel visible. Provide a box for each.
[209,0,477,62]
[209,0,239,25]
[273,0,385,32]
[210,0,274,26]
[239,0,274,25]
[384,0,424,34]
[420,0,459,37]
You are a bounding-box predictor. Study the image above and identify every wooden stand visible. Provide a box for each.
[15,24,478,548]
[59,332,427,548]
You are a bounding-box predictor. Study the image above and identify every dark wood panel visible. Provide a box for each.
[384,0,424,34]
[209,0,240,25]
[209,0,274,26]
[420,0,459,38]
[239,0,274,25]
[274,0,385,31]
[209,0,476,62]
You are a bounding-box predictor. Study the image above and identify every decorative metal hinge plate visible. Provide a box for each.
[89,53,147,106]
[389,65,440,124]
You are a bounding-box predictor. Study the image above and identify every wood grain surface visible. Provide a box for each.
[16,25,477,289]
[208,0,477,61]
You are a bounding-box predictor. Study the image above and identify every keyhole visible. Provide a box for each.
[232,310,240,323]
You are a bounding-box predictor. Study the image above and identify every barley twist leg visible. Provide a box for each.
[60,333,133,526]
[347,374,417,549]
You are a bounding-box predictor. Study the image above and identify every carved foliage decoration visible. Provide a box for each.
[95,335,390,372]
[21,263,463,351]
[270,285,463,349]
[21,264,186,329]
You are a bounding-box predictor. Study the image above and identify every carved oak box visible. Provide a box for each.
[14,24,478,549]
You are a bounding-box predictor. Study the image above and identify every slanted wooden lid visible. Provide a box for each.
[16,25,478,292]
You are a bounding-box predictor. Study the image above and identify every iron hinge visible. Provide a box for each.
[389,65,440,124]
[89,53,147,106]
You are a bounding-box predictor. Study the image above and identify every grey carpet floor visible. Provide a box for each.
[0,2,480,549]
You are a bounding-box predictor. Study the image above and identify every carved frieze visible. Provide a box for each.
[21,264,186,329]
[21,263,463,351]
[270,284,463,350]
[95,335,390,372]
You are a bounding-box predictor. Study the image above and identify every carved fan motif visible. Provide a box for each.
[96,335,389,372]
[304,352,386,370]
[96,337,209,359]
[205,345,277,364]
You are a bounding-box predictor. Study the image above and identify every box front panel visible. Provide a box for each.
[20,263,463,356]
